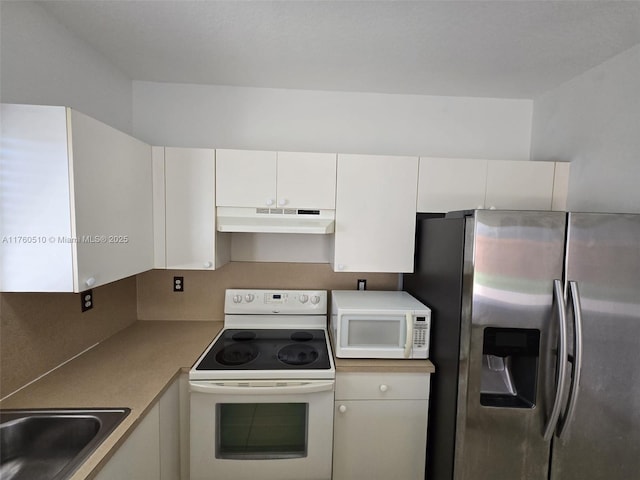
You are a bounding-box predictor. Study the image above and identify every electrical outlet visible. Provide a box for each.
[357,279,367,290]
[81,289,94,312]
[173,276,184,292]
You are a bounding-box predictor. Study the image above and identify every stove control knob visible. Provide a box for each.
[310,295,321,305]
[299,294,309,304]
[233,294,243,304]
[245,294,255,303]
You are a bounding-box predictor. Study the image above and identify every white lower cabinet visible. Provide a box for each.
[95,379,180,480]
[332,372,430,480]
[94,403,160,480]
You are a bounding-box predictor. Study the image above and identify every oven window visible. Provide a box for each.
[216,403,308,459]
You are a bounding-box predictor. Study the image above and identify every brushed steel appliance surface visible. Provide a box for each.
[404,210,640,480]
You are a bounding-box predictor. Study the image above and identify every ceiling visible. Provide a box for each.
[37,0,640,99]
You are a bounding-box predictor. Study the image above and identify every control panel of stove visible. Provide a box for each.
[224,289,327,314]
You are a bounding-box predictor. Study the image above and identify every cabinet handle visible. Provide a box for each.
[379,384,389,393]
[339,405,347,413]
[278,198,288,206]
[337,264,345,271]
[203,261,213,268]
[266,198,274,206]
[85,277,96,288]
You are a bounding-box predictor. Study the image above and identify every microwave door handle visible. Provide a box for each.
[190,381,335,395]
[404,313,413,358]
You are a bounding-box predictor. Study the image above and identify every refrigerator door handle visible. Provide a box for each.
[543,279,569,441]
[557,280,584,439]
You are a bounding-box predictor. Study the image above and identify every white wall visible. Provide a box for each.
[531,44,640,214]
[133,81,532,160]
[0,1,132,133]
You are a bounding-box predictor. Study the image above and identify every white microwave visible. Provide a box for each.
[330,290,431,359]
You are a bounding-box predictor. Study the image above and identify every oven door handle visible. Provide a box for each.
[190,380,335,395]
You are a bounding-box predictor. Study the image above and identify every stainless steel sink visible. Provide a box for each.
[0,408,130,480]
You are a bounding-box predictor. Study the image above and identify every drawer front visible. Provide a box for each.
[335,372,430,400]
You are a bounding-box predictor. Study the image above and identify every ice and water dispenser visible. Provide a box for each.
[480,328,540,408]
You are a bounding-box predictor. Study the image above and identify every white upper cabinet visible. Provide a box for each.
[333,154,418,273]
[417,157,566,213]
[276,151,337,209]
[1,104,153,293]
[152,147,230,270]
[215,149,337,209]
[417,157,488,213]
[215,149,277,207]
[485,160,555,210]
[551,162,571,211]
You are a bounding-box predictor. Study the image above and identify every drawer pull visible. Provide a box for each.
[379,384,389,393]
[339,405,347,413]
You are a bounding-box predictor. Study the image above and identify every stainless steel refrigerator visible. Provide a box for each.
[403,210,640,480]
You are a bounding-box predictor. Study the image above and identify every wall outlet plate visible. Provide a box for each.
[357,279,367,290]
[173,276,184,292]
[81,289,94,312]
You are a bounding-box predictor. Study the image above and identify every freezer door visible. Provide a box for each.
[455,210,567,480]
[550,213,640,480]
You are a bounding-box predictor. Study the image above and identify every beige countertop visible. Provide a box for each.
[0,320,223,480]
[334,356,435,373]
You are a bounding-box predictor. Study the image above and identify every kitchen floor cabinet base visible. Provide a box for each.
[332,372,430,480]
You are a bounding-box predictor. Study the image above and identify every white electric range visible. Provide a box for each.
[189,289,335,480]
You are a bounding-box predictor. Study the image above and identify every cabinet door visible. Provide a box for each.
[417,157,487,213]
[1,105,154,293]
[333,400,428,480]
[164,147,216,269]
[94,403,161,480]
[276,152,337,209]
[215,149,277,207]
[159,379,180,480]
[0,104,75,292]
[551,162,570,211]
[70,109,154,291]
[152,147,167,268]
[485,160,555,210]
[334,154,418,273]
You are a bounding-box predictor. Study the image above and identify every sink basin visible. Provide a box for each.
[0,408,130,480]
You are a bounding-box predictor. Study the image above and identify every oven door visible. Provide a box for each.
[190,380,334,480]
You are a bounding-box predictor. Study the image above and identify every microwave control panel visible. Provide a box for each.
[412,315,430,358]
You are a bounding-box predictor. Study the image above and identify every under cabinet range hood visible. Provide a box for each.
[216,207,335,234]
